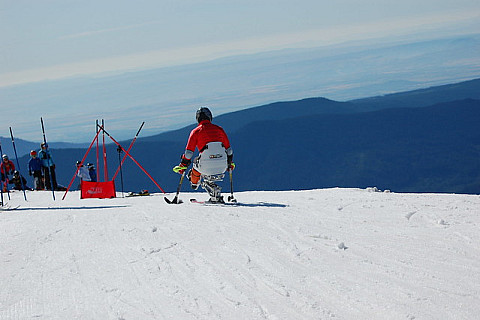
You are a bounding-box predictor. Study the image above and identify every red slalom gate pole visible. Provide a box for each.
[96,120,100,182]
[97,125,166,194]
[102,119,108,182]
[62,128,102,200]
[111,121,145,181]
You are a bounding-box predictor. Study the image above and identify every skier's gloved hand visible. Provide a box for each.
[173,155,191,174]
[173,165,188,174]
[180,155,191,167]
[227,154,235,171]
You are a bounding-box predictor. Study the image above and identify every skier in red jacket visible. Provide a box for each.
[174,107,234,203]
[1,154,15,192]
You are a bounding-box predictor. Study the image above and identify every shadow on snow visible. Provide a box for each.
[14,205,129,211]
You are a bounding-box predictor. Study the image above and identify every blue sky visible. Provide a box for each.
[2,0,479,87]
[0,0,479,143]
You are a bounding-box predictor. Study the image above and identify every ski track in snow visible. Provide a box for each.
[1,188,479,319]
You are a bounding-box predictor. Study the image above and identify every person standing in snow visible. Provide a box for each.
[9,170,33,191]
[1,154,15,192]
[38,143,58,191]
[87,163,97,182]
[28,150,44,190]
[76,161,91,182]
[173,107,235,203]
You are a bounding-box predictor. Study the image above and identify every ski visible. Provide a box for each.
[190,198,238,205]
[0,205,20,211]
[126,190,150,197]
[41,118,55,200]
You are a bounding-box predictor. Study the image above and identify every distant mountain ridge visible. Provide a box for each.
[0,137,88,159]
[349,78,480,111]
[3,33,480,143]
[139,98,357,143]
[232,98,480,193]
[138,77,480,146]
[12,78,480,194]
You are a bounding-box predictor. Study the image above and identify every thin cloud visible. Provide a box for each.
[2,10,479,87]
[58,20,162,40]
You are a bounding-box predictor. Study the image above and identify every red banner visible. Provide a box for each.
[80,180,116,199]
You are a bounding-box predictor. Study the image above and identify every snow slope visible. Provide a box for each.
[1,188,479,319]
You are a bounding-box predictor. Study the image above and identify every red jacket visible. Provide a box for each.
[184,120,231,159]
[1,160,15,176]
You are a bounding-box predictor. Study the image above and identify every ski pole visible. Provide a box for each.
[228,169,236,203]
[165,170,185,204]
[117,145,124,197]
[9,127,27,201]
[41,118,55,200]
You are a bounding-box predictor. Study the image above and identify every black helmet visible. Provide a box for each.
[196,107,212,123]
[13,170,19,177]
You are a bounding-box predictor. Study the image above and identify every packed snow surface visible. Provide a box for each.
[1,188,479,319]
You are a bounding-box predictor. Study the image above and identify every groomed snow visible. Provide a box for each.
[1,188,479,319]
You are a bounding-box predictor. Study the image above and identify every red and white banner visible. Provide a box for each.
[80,180,116,199]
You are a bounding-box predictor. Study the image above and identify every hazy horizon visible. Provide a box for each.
[1,1,479,142]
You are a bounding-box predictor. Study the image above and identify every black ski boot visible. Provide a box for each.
[206,195,224,204]
[202,180,223,203]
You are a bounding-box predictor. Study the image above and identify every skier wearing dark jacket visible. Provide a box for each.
[174,107,234,203]
[9,171,33,191]
[38,143,58,191]
[28,150,44,190]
